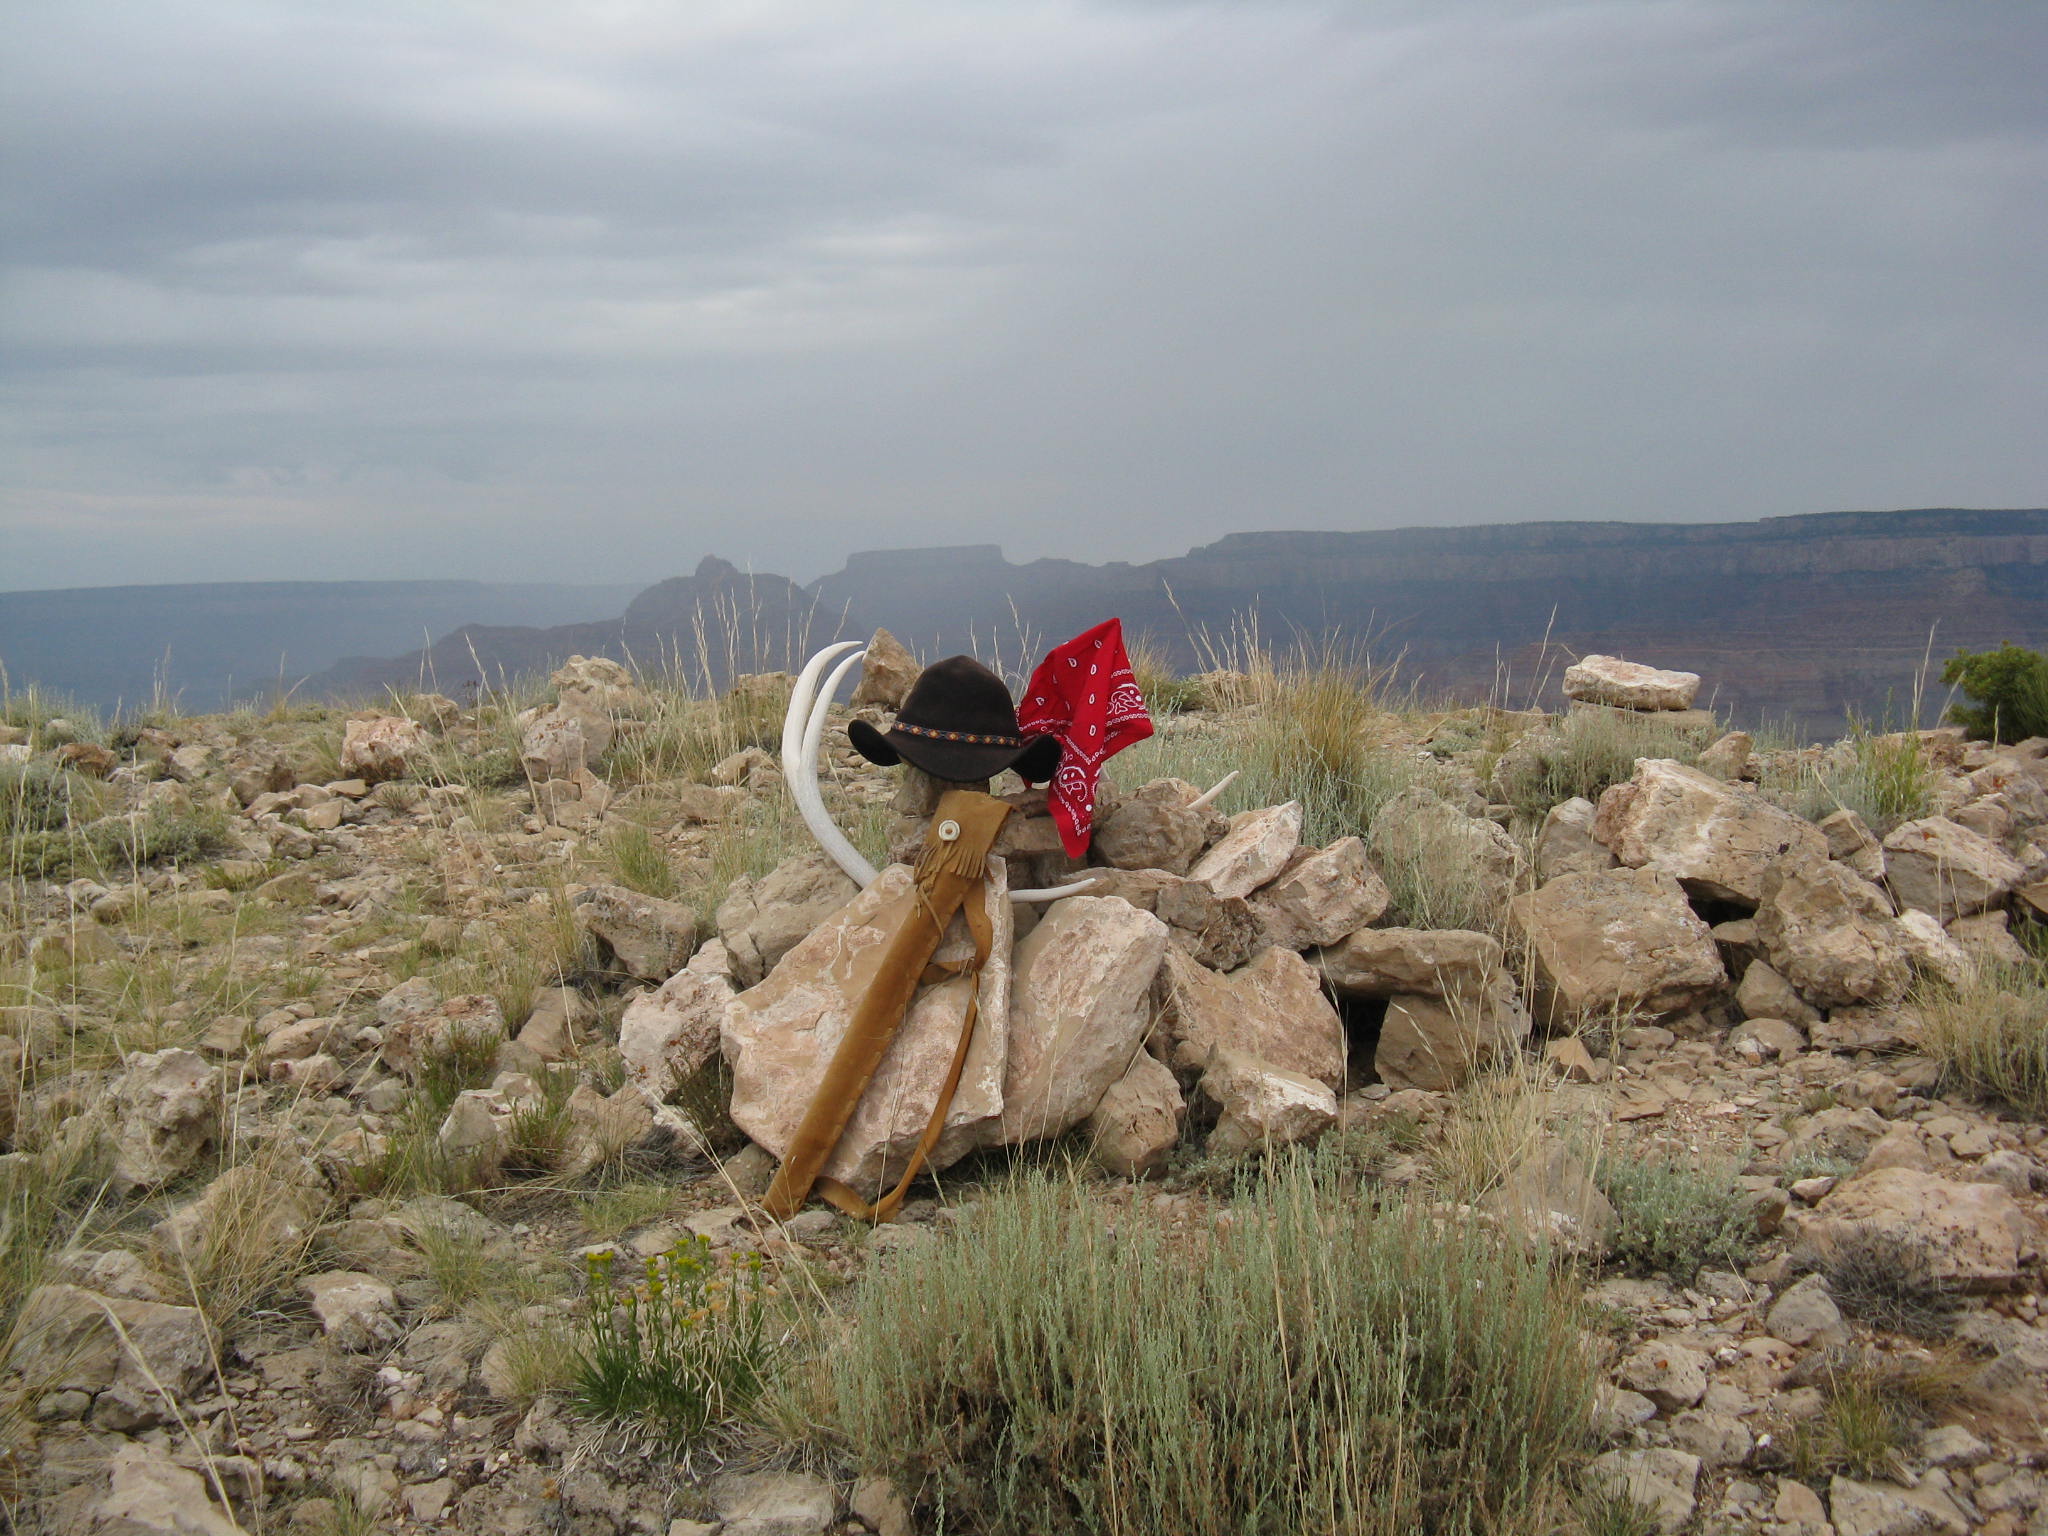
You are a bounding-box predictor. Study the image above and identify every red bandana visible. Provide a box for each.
[1016,618,1154,857]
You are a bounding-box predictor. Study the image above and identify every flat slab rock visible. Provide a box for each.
[1564,654,1702,711]
[1789,1166,2029,1290]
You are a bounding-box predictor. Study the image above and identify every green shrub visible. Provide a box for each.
[1942,642,2048,743]
[572,1238,771,1447]
[814,1163,1593,1536]
[1596,1152,1753,1284]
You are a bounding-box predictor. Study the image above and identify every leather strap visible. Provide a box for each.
[762,790,1009,1220]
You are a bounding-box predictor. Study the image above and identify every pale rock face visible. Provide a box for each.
[1248,836,1389,950]
[1753,858,1911,1009]
[1376,991,1532,1091]
[1594,759,1829,905]
[1093,778,1224,876]
[1198,1049,1337,1156]
[300,1271,402,1352]
[377,989,506,1080]
[1817,808,1887,883]
[1189,801,1303,899]
[994,895,1170,1144]
[548,654,651,756]
[1085,868,1262,970]
[1790,1166,2028,1290]
[339,714,428,783]
[709,745,780,788]
[1765,1273,1847,1347]
[515,985,593,1062]
[1694,730,1754,780]
[574,882,699,981]
[620,949,736,1100]
[724,862,1015,1194]
[1827,1476,1973,1536]
[8,1284,218,1427]
[1313,926,1505,999]
[1882,816,2025,922]
[1477,1139,1614,1257]
[716,852,863,988]
[1509,868,1727,1024]
[1535,797,1617,882]
[1735,959,1820,1026]
[1582,1448,1701,1534]
[106,1048,219,1194]
[1085,1051,1185,1178]
[94,1444,244,1536]
[1563,655,1702,711]
[1155,946,1346,1090]
[850,627,920,710]
[1616,1339,1711,1410]
[1945,909,2030,966]
[1369,786,1527,919]
[520,709,590,782]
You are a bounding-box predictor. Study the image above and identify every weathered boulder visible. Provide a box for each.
[1376,991,1531,1092]
[575,882,698,981]
[994,896,1171,1144]
[1594,759,1828,905]
[1314,926,1504,999]
[620,948,736,1100]
[1947,909,2030,967]
[376,986,506,1079]
[515,985,594,1062]
[1189,801,1302,899]
[1198,1050,1337,1156]
[716,853,863,988]
[1694,730,1754,781]
[300,1271,402,1352]
[339,714,428,783]
[519,709,589,782]
[93,1443,245,1536]
[1790,1167,2028,1290]
[1564,655,1702,712]
[1882,816,2024,922]
[1083,868,1260,970]
[1582,1448,1700,1534]
[8,1284,216,1429]
[1892,910,1975,987]
[1154,946,1346,1090]
[1826,1475,1972,1536]
[850,627,920,710]
[1091,778,1221,876]
[1734,960,1820,1026]
[1085,1051,1185,1179]
[1368,785,1526,916]
[1510,868,1727,1024]
[1754,858,1911,1008]
[1535,797,1617,882]
[106,1048,219,1194]
[724,862,1016,1194]
[549,654,650,754]
[712,1470,837,1536]
[1817,808,1887,883]
[1248,837,1389,950]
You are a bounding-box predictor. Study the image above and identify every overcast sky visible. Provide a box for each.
[4,1,2044,592]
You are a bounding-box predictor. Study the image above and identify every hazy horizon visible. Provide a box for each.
[6,3,2045,590]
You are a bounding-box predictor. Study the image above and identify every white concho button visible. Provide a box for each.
[936,819,961,843]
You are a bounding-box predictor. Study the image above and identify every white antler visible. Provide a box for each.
[1187,770,1239,810]
[783,642,879,889]
[785,643,1104,904]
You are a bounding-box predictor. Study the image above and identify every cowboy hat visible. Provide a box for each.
[848,654,1063,784]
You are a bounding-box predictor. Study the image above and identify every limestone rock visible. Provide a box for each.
[1735,959,1821,1026]
[1189,801,1302,899]
[1616,1338,1710,1410]
[338,714,428,783]
[995,895,1170,1144]
[1368,785,1526,918]
[1509,868,1726,1024]
[1085,1050,1185,1178]
[1091,778,1221,876]
[1792,1167,2027,1290]
[575,882,698,981]
[93,1444,245,1536]
[1535,796,1617,882]
[376,987,506,1079]
[300,1271,402,1352]
[1594,758,1828,904]
[1478,1140,1614,1256]
[1198,1050,1337,1156]
[1154,946,1346,1090]
[712,1470,836,1536]
[1765,1273,1847,1347]
[1695,729,1754,780]
[1582,1448,1700,1534]
[519,708,589,782]
[1754,857,1910,1008]
[1376,991,1531,1091]
[1819,807,1887,883]
[8,1284,217,1428]
[106,1048,219,1194]
[620,950,736,1100]
[1946,909,2029,966]
[1564,655,1702,711]
[1248,836,1389,949]
[515,985,593,1061]
[1083,868,1260,970]
[1828,1475,1971,1536]
[549,654,650,755]
[724,862,1015,1194]
[850,627,919,710]
[716,852,862,988]
[1882,816,2024,922]
[1893,909,1975,987]
[1313,926,1505,999]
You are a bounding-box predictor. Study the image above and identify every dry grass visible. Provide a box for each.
[1912,961,2048,1117]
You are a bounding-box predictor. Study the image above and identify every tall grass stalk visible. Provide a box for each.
[1913,962,2048,1117]
[812,1162,1592,1536]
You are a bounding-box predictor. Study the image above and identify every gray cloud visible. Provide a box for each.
[4,0,2044,589]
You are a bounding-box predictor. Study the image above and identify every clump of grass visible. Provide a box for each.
[572,1238,772,1449]
[1127,638,1203,715]
[810,1160,1593,1536]
[1493,708,1709,820]
[602,822,679,900]
[1794,727,1934,835]
[1780,1348,1968,1483]
[1810,1226,1959,1337]
[153,1151,328,1321]
[1912,960,2048,1117]
[576,1180,682,1241]
[1596,1151,1753,1284]
[1572,1488,1667,1536]
[501,1067,578,1177]
[1431,1073,1548,1205]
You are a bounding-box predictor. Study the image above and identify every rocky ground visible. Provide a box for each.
[2,647,2045,1536]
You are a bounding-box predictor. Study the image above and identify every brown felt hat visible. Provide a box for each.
[848,654,1063,784]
